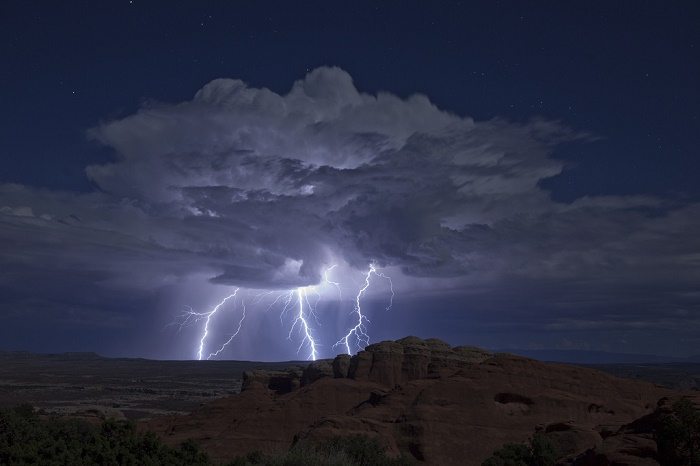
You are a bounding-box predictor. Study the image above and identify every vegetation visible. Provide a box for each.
[227,435,413,466]
[6,396,699,466]
[0,404,209,466]
[657,398,700,466]
[482,433,556,466]
[482,399,700,466]
[0,405,411,465]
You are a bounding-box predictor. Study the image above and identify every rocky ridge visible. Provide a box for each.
[241,336,492,394]
[143,337,677,465]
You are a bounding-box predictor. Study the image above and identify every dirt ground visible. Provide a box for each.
[0,351,297,420]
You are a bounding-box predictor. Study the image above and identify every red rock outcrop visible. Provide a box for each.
[141,337,673,465]
[569,394,700,465]
[241,365,305,394]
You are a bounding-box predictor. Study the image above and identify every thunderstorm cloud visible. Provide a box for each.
[2,67,699,356]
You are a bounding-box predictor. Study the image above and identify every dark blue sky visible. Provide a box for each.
[1,1,699,360]
[3,1,698,199]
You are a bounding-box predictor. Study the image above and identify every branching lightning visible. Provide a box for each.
[196,290,238,360]
[277,290,296,325]
[205,297,246,360]
[375,269,394,311]
[324,264,342,300]
[334,264,394,355]
[287,287,318,360]
[173,263,394,361]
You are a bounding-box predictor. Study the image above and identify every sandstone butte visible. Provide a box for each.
[141,336,694,465]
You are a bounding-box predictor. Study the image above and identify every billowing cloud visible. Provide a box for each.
[1,67,699,357]
[12,67,593,286]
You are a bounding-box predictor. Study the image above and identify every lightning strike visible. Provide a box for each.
[334,264,394,355]
[277,290,296,325]
[324,264,342,300]
[195,289,239,360]
[288,287,318,360]
[174,263,393,361]
[375,269,394,311]
[205,297,247,360]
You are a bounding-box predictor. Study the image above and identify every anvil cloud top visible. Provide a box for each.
[1,1,699,360]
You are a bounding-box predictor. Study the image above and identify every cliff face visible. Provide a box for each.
[143,337,674,465]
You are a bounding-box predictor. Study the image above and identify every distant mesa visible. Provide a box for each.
[499,348,691,364]
[0,350,104,360]
[143,336,685,465]
[52,352,105,360]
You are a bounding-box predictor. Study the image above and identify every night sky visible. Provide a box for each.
[1,1,699,360]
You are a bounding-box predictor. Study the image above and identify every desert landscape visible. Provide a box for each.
[0,351,297,421]
[2,337,699,465]
[2,3,699,464]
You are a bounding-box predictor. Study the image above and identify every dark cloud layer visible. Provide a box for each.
[1,67,699,357]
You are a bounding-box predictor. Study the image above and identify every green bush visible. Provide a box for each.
[226,435,413,466]
[529,434,557,466]
[482,434,556,466]
[0,405,210,466]
[0,406,413,466]
[657,398,700,466]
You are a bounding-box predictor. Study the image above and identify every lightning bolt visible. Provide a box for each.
[170,289,240,360]
[205,297,246,360]
[196,289,239,360]
[172,264,393,361]
[288,287,318,360]
[334,264,393,355]
[324,264,342,300]
[277,290,296,325]
[375,269,394,311]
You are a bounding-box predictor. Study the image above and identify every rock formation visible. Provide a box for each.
[240,365,305,394]
[241,336,494,393]
[569,393,700,465]
[142,337,676,465]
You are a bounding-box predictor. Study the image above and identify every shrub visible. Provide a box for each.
[226,435,413,466]
[529,434,557,466]
[0,406,413,466]
[318,435,400,466]
[482,434,556,466]
[657,398,700,466]
[0,405,211,466]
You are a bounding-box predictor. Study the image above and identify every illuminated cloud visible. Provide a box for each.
[15,67,594,288]
[1,67,699,358]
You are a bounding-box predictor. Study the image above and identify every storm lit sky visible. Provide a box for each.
[1,1,699,360]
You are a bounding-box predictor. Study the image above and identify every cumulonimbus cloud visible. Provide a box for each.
[1,67,699,300]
